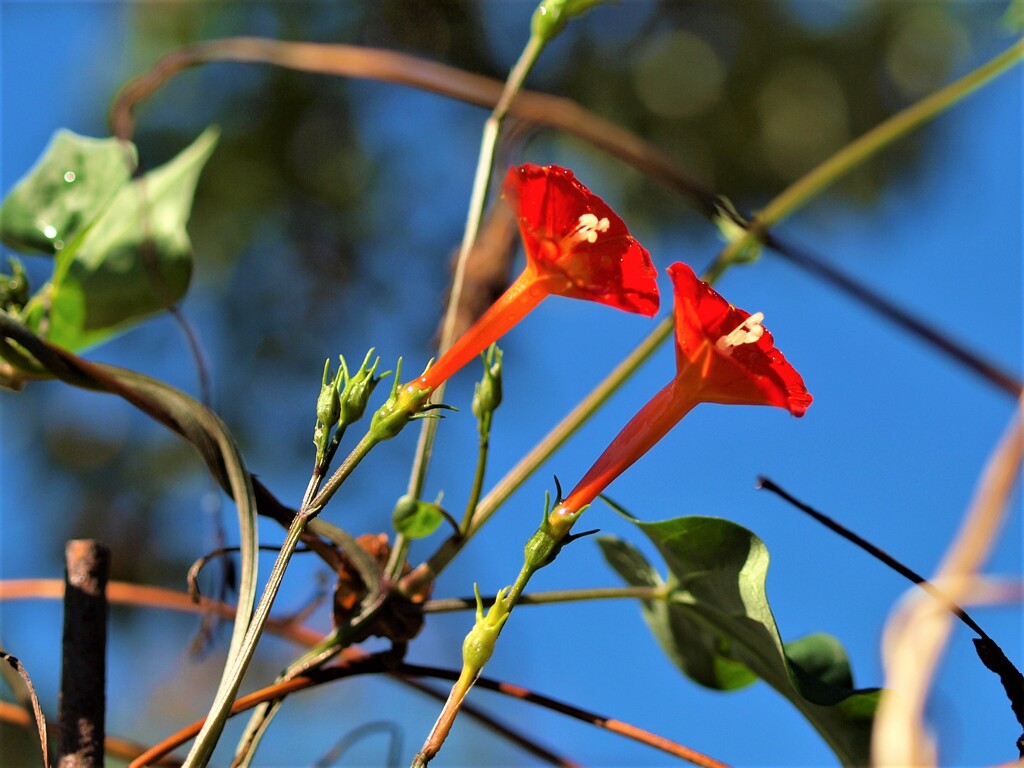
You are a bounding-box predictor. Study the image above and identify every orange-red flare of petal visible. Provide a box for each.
[417,164,659,392]
[668,262,812,417]
[556,262,811,519]
[502,163,659,317]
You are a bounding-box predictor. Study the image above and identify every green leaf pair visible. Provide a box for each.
[1,126,219,351]
[599,511,879,767]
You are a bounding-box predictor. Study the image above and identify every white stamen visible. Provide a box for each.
[572,212,610,244]
[716,311,765,354]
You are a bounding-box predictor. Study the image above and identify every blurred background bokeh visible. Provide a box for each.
[2,1,1021,765]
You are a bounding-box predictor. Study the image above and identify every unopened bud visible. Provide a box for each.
[369,358,433,442]
[462,584,512,673]
[339,348,384,428]
[531,0,603,45]
[316,358,343,428]
[314,358,344,463]
[472,344,503,430]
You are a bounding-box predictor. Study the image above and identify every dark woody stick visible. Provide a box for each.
[59,540,110,768]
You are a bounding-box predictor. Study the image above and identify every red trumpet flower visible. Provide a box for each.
[553,262,811,527]
[415,164,659,392]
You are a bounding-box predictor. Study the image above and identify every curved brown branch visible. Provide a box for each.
[126,655,726,768]
[397,663,730,768]
[109,37,716,213]
[3,579,723,767]
[876,398,1024,764]
[0,578,325,648]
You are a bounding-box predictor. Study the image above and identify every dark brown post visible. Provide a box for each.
[59,540,110,768]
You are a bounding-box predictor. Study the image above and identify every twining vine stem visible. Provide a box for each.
[422,584,670,613]
[183,432,378,767]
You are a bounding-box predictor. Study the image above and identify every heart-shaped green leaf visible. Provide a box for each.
[598,513,879,766]
[0,130,137,254]
[26,126,219,351]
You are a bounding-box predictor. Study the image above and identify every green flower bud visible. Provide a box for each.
[472,344,503,432]
[531,0,604,45]
[316,358,343,428]
[369,358,433,442]
[313,358,344,463]
[462,584,512,673]
[339,348,384,428]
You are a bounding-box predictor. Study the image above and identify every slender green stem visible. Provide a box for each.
[388,34,547,582]
[184,431,379,767]
[307,432,378,514]
[183,513,308,767]
[460,419,491,532]
[302,426,348,510]
[233,579,395,766]
[766,38,1023,228]
[423,584,669,614]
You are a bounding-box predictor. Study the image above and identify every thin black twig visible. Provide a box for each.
[756,476,989,638]
[758,475,1024,748]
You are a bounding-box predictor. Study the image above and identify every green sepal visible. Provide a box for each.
[369,358,432,441]
[462,584,512,673]
[339,348,385,428]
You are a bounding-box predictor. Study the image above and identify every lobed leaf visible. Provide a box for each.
[598,513,879,767]
[25,126,219,351]
[0,130,137,255]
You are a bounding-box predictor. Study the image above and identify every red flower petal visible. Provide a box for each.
[668,262,812,416]
[502,164,659,316]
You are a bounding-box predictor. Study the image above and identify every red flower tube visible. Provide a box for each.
[552,262,811,529]
[414,164,659,393]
